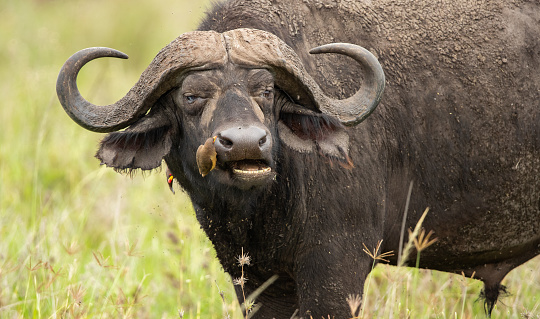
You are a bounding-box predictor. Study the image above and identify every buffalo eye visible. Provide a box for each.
[184,94,201,104]
[182,94,206,115]
[261,89,273,99]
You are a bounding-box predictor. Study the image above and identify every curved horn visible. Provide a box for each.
[56,31,227,133]
[56,47,130,132]
[224,29,385,126]
[309,44,385,125]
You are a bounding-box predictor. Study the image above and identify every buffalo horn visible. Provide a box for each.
[309,44,385,125]
[224,29,385,126]
[56,32,227,133]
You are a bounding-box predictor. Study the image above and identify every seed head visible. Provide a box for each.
[411,229,438,252]
[346,294,362,317]
[233,275,248,288]
[362,240,394,263]
[237,251,251,267]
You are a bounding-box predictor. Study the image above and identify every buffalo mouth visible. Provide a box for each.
[218,159,274,187]
[230,160,272,177]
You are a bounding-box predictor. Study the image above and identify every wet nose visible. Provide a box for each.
[214,126,271,159]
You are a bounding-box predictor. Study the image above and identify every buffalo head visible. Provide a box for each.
[56,28,384,191]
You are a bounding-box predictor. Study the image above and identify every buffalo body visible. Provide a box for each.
[57,0,540,317]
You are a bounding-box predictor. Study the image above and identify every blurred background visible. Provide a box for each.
[0,0,538,318]
[0,0,239,318]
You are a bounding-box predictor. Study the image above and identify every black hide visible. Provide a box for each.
[90,0,540,318]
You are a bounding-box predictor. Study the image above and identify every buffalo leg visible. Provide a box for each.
[294,244,374,318]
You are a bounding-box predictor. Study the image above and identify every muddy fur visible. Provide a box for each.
[67,0,540,318]
[197,1,540,317]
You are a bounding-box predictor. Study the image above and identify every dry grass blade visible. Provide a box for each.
[124,239,143,257]
[92,251,119,269]
[398,181,414,265]
[63,240,82,255]
[1,260,21,275]
[38,265,64,292]
[398,207,430,267]
[26,258,46,272]
[362,240,394,263]
[66,284,87,318]
[235,247,252,319]
[346,294,362,318]
[70,284,86,304]
[243,274,278,316]
[411,229,438,252]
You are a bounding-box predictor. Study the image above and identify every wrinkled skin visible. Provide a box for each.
[57,0,540,318]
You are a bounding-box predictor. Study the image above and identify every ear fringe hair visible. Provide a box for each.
[280,111,343,141]
[100,126,171,153]
[96,125,171,173]
[111,165,163,178]
[316,144,354,170]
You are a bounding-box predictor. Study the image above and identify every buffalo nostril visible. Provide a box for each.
[259,135,267,147]
[218,136,233,149]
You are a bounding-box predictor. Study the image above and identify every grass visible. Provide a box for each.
[0,0,539,318]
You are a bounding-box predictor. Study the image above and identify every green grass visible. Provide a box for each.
[0,0,538,318]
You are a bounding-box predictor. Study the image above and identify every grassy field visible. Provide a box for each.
[1,0,539,318]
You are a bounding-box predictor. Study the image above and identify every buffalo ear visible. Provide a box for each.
[278,108,353,169]
[96,109,174,173]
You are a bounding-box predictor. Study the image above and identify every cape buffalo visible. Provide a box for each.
[56,0,540,317]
